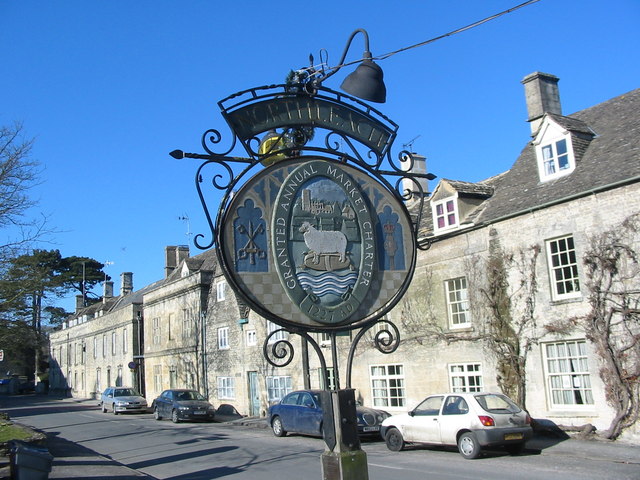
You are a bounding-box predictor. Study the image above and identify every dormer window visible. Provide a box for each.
[541,138,570,177]
[534,119,576,182]
[433,198,459,232]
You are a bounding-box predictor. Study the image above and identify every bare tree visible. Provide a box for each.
[400,236,543,409]
[551,214,640,439]
[0,122,46,266]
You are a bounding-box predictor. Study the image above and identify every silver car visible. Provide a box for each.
[380,392,532,459]
[100,387,149,414]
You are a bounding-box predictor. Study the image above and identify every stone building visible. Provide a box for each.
[48,272,156,399]
[142,246,213,401]
[48,73,640,441]
[343,73,640,439]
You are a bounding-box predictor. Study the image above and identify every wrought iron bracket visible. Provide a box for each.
[171,83,436,253]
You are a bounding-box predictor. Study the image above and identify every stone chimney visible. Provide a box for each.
[165,245,190,278]
[75,295,84,313]
[522,72,562,136]
[120,272,133,296]
[103,281,114,303]
[176,245,190,265]
[401,152,429,202]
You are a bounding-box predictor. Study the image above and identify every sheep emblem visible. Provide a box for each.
[299,221,348,267]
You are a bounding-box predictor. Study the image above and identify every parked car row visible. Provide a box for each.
[99,387,244,424]
[100,386,533,459]
[268,389,532,460]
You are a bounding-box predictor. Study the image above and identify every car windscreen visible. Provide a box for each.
[114,389,138,397]
[177,391,205,401]
[474,394,521,413]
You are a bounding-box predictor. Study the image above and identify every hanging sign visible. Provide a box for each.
[219,156,415,331]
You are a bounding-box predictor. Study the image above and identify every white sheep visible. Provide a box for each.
[299,221,348,264]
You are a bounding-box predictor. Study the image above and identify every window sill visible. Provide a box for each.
[447,326,474,334]
[550,296,583,306]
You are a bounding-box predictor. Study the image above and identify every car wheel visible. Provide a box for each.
[505,442,525,455]
[154,407,162,421]
[458,432,481,459]
[171,409,180,423]
[385,427,405,452]
[272,416,286,437]
[112,405,118,415]
[101,403,107,413]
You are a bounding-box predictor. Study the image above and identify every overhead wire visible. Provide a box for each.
[322,0,542,73]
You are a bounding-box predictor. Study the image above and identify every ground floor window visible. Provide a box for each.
[449,363,483,392]
[544,340,594,406]
[370,364,405,408]
[318,367,336,390]
[217,376,235,399]
[267,375,292,403]
[153,365,162,394]
[169,366,177,389]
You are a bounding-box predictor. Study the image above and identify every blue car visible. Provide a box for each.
[268,389,390,438]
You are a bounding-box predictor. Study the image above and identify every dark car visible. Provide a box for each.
[214,404,245,423]
[152,389,215,423]
[268,390,390,438]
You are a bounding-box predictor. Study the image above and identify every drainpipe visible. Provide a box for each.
[200,310,208,398]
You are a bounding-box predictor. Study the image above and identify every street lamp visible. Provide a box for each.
[307,28,386,103]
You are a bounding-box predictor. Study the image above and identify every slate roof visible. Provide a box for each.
[420,87,640,238]
[165,247,218,282]
[65,248,219,322]
[441,179,495,197]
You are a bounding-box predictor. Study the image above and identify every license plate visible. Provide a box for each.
[193,411,206,415]
[504,433,523,441]
[363,426,380,432]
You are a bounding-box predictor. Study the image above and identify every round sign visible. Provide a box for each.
[219,156,416,331]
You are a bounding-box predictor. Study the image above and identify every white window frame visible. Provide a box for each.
[182,309,194,340]
[102,335,107,358]
[216,280,226,301]
[543,340,594,409]
[246,330,257,346]
[111,331,117,355]
[370,364,405,408]
[433,197,459,232]
[217,376,235,399]
[536,135,575,181]
[152,317,161,345]
[122,329,128,354]
[153,365,162,393]
[218,327,230,350]
[267,375,292,403]
[318,367,336,390]
[445,277,471,328]
[449,363,483,392]
[546,235,581,300]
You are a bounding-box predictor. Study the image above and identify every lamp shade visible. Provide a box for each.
[340,59,386,103]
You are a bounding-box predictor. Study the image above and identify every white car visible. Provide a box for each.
[100,386,149,414]
[380,392,532,459]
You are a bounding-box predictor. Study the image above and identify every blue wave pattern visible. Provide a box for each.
[297,271,358,297]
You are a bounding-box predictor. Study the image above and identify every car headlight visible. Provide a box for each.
[115,401,126,406]
[179,406,190,411]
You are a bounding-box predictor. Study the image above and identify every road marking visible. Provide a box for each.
[369,463,405,470]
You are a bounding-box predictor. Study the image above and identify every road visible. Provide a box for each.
[2,395,639,480]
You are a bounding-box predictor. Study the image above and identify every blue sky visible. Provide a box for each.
[1,1,638,312]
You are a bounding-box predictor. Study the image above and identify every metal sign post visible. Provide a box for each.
[173,43,435,479]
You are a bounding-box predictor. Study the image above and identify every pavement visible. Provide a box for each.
[1,395,639,479]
